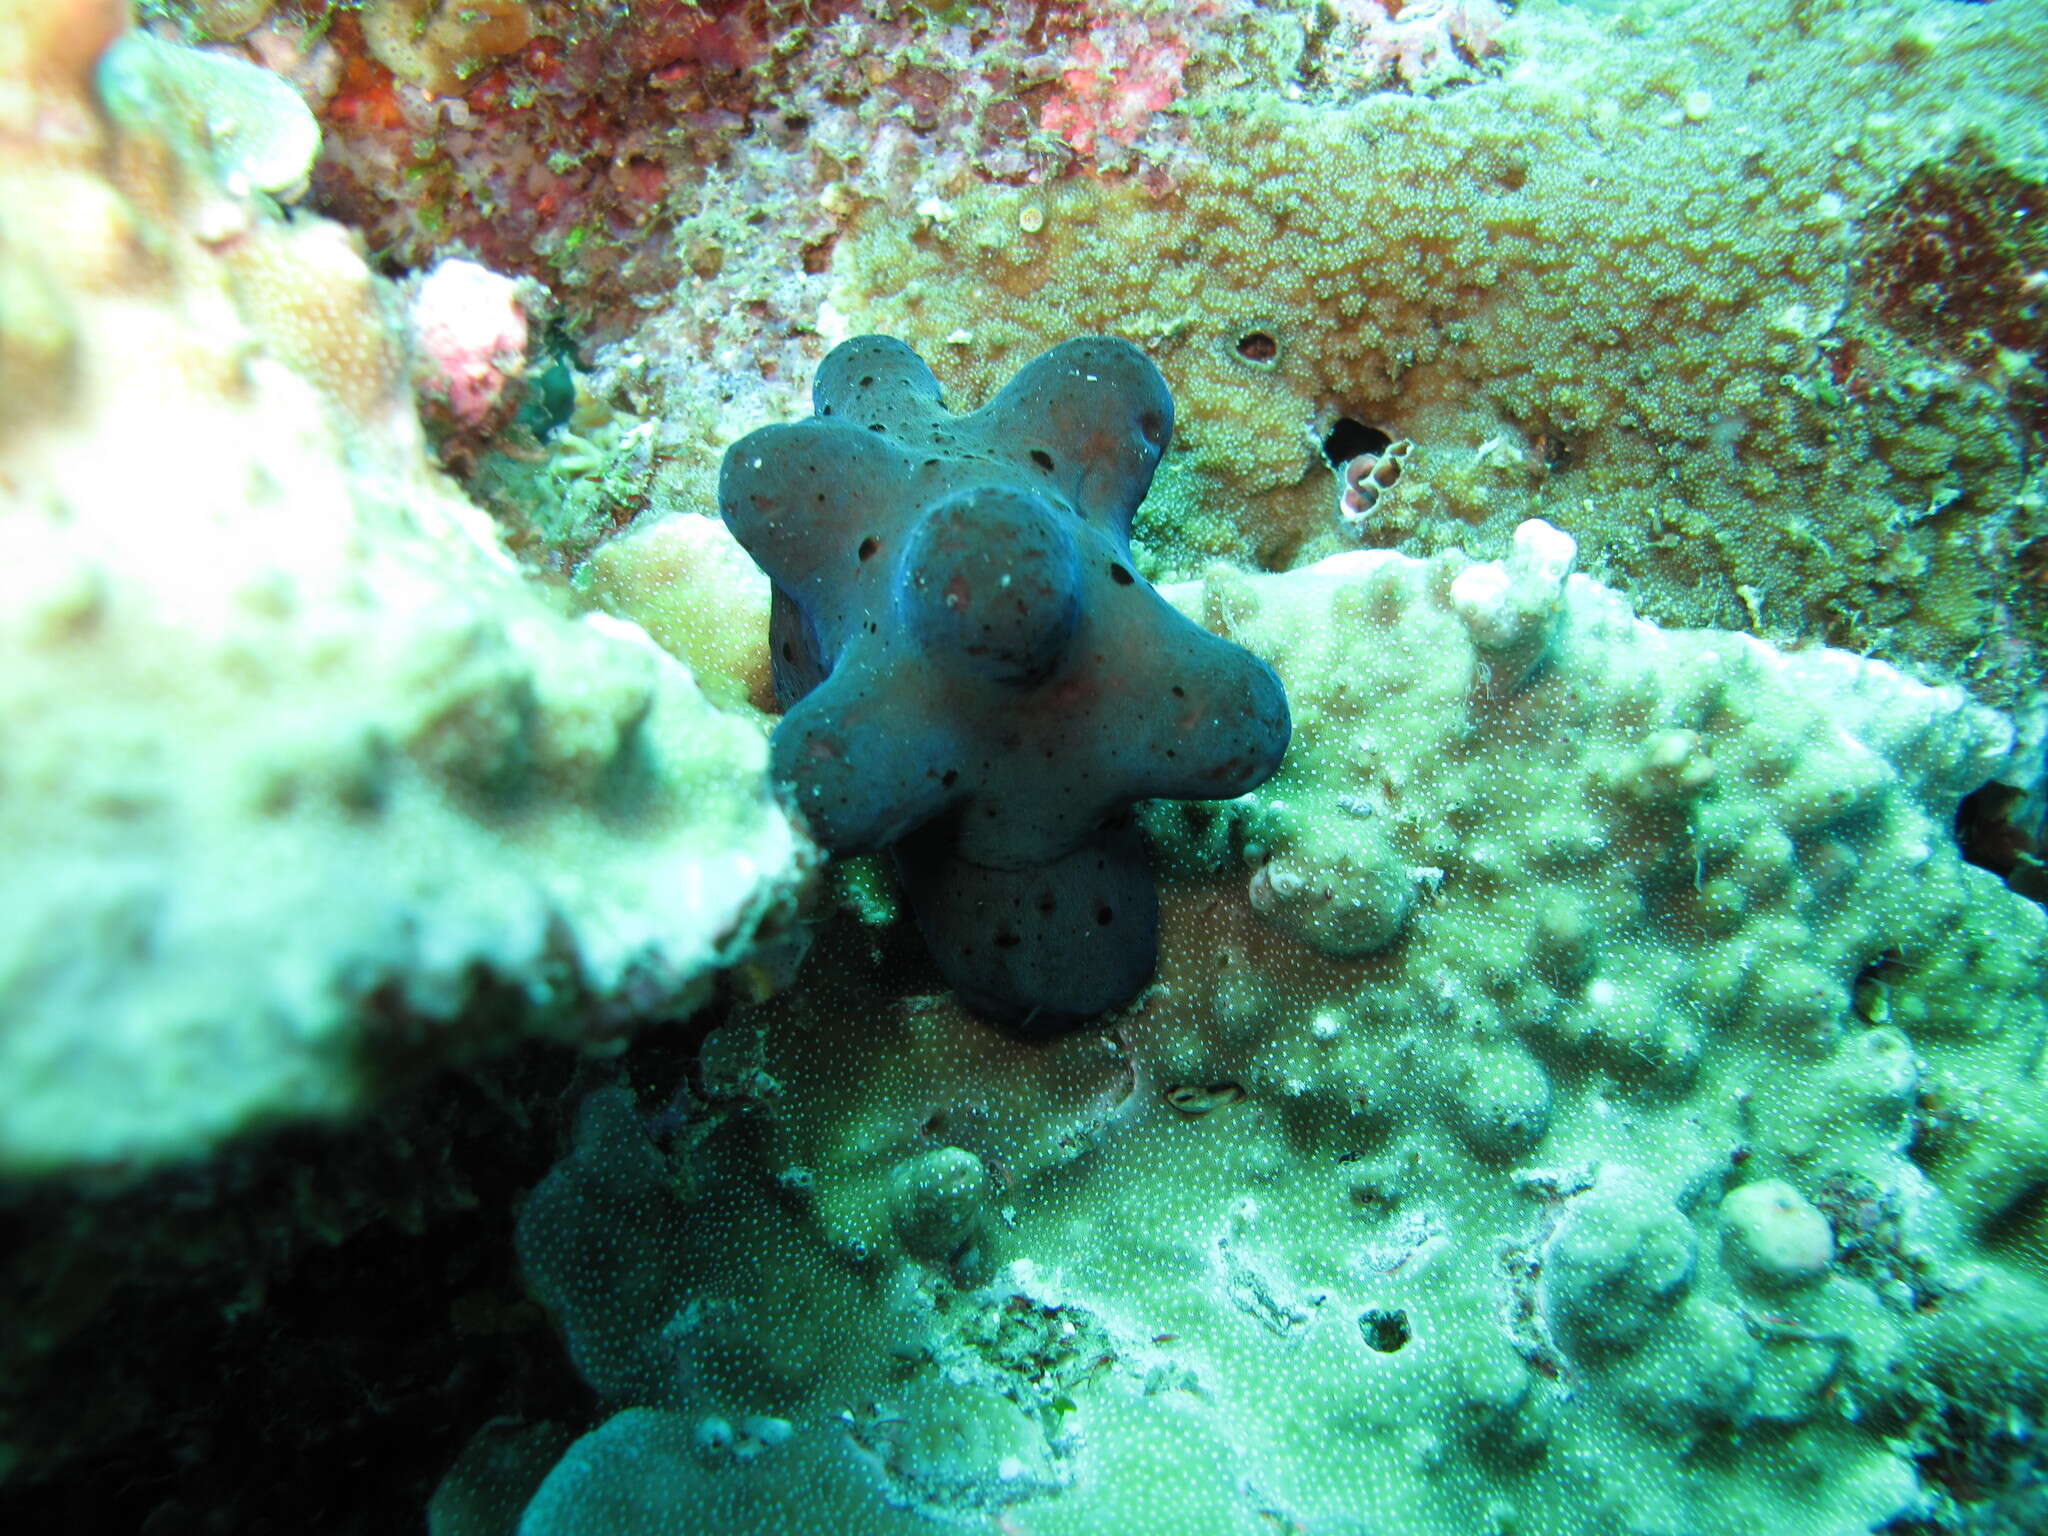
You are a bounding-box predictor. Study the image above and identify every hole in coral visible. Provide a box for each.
[781,642,795,663]
[1956,782,2046,901]
[859,375,875,387]
[1094,905,1114,926]
[1235,331,1280,364]
[1323,417,1392,469]
[1360,1308,1411,1353]
[941,769,959,787]
[994,929,1021,949]
[1138,409,1166,446]
[1537,431,1576,473]
[1108,564,1134,586]
[1030,449,1054,471]
[1165,1083,1245,1115]
[858,535,881,562]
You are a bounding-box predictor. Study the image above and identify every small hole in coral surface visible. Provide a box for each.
[1170,684,1185,698]
[860,375,875,387]
[941,769,959,787]
[1360,1308,1410,1353]
[994,929,1021,949]
[858,535,881,562]
[1323,417,1392,469]
[1955,782,2046,901]
[1109,564,1134,586]
[1095,904,1114,926]
[1138,409,1166,446]
[869,422,887,432]
[781,642,795,663]
[1235,331,1280,364]
[1036,891,1057,914]
[1537,431,1575,472]
[1030,449,1054,471]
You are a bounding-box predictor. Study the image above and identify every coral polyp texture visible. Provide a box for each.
[501,525,2048,1536]
[0,7,809,1174]
[821,0,2048,715]
[721,335,1290,1031]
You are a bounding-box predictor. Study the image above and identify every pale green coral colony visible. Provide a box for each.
[506,528,2048,1536]
[4,0,2048,1533]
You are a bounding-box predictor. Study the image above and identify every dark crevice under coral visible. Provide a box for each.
[1955,780,2048,904]
[0,1046,600,1533]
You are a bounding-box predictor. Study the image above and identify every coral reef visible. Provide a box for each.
[136,2,2046,718]
[4,2,2047,1532]
[0,4,810,1174]
[723,334,1290,1029]
[497,527,2048,1536]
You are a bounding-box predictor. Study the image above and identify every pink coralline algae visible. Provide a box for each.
[1039,4,1210,160]
[406,258,533,432]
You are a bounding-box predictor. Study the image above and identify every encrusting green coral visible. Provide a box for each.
[487,521,2048,1536]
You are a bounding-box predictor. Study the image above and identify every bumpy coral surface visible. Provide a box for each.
[0,6,809,1174]
[822,0,2048,716]
[723,334,1289,1030]
[499,527,2048,1536]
